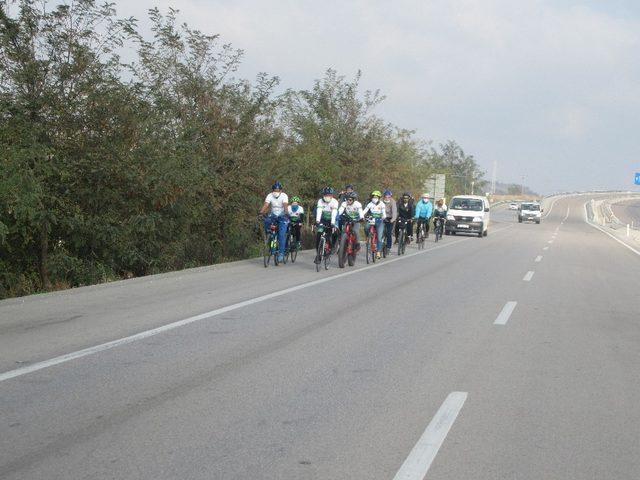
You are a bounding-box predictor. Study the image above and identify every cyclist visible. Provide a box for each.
[338,184,355,204]
[259,181,289,263]
[287,196,305,248]
[338,191,364,250]
[395,192,414,244]
[432,198,447,237]
[363,190,386,259]
[315,187,339,261]
[382,190,397,252]
[414,192,433,240]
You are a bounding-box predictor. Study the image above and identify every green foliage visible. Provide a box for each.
[0,1,486,298]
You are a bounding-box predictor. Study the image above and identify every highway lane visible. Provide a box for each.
[2,197,639,479]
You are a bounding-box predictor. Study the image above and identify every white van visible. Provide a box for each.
[518,202,542,224]
[445,195,491,237]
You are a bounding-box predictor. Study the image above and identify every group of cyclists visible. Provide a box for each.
[259,181,448,265]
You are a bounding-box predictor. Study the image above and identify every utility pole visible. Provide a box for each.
[491,160,497,194]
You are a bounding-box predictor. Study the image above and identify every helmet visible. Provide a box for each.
[290,195,301,203]
[322,187,335,195]
[403,192,411,198]
[383,189,392,197]
[272,181,283,190]
[346,191,358,200]
[371,190,382,198]
[422,192,430,199]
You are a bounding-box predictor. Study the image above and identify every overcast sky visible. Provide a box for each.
[113,0,640,194]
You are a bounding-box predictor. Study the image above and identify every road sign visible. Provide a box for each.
[423,174,446,200]
[635,172,640,185]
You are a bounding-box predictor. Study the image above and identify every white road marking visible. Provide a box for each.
[583,202,640,257]
[392,392,468,480]
[563,207,570,221]
[535,255,543,262]
[548,240,554,244]
[543,246,549,251]
[0,226,516,383]
[523,271,535,282]
[494,301,518,325]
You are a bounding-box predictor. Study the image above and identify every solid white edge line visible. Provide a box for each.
[543,246,549,251]
[535,255,543,262]
[583,202,640,257]
[1,225,515,383]
[392,391,468,480]
[494,301,517,325]
[523,271,535,282]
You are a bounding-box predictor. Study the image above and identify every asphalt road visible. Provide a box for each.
[2,195,639,479]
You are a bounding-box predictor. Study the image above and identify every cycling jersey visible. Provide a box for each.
[433,206,447,218]
[363,201,386,219]
[338,201,364,222]
[315,198,339,224]
[287,205,305,223]
[264,192,288,217]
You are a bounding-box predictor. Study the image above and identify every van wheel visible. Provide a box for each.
[483,229,488,237]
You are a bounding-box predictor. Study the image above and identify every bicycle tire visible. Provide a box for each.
[397,230,404,256]
[365,241,370,264]
[316,237,324,272]
[338,233,348,268]
[290,241,298,263]
[263,239,271,267]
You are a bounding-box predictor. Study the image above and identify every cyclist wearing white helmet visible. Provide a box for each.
[414,192,433,239]
[259,181,290,263]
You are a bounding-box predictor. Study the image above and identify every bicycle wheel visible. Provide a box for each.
[263,238,271,267]
[324,236,331,270]
[290,238,298,263]
[434,224,440,243]
[397,230,404,256]
[316,237,324,272]
[273,240,279,266]
[338,233,348,268]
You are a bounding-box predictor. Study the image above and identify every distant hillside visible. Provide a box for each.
[493,181,539,197]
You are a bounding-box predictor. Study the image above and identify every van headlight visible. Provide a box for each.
[446,215,455,221]
[473,217,483,222]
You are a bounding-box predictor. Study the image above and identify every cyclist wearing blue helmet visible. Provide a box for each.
[259,181,289,263]
[314,187,339,262]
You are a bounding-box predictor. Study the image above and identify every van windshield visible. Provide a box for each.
[521,204,540,211]
[450,198,483,211]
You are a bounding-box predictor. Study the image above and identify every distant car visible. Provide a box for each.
[518,202,542,224]
[509,202,518,210]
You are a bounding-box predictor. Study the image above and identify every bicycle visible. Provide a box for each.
[433,216,445,242]
[396,217,411,255]
[314,223,333,271]
[381,219,393,258]
[285,222,300,263]
[365,217,378,264]
[262,218,279,267]
[415,219,426,250]
[338,218,359,268]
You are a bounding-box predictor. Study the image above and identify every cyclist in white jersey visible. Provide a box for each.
[362,190,386,258]
[338,191,364,249]
[259,181,289,263]
[314,187,339,260]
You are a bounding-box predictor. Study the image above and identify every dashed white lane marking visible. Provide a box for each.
[393,392,468,480]
[563,207,571,221]
[523,271,535,282]
[0,225,516,383]
[494,301,518,325]
[535,255,543,263]
[548,240,554,244]
[543,246,549,251]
